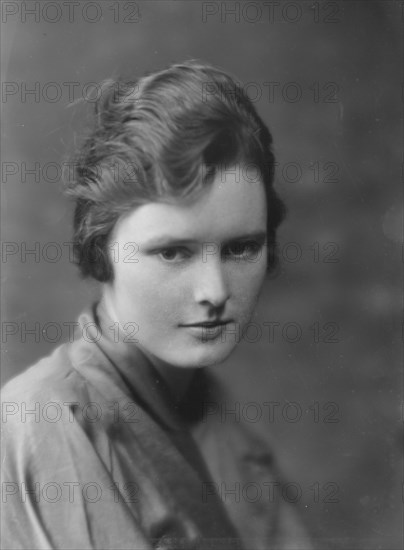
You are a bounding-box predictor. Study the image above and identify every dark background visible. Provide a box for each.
[1,1,402,548]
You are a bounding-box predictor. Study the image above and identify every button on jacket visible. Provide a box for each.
[1,303,312,550]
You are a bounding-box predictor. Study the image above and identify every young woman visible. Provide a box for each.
[2,61,311,549]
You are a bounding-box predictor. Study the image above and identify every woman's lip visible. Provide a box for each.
[180,321,232,327]
[180,323,231,341]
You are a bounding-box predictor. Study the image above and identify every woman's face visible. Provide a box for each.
[103,164,268,368]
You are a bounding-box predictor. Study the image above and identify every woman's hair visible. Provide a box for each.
[66,60,285,282]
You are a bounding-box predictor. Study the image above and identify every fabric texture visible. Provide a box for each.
[1,303,312,549]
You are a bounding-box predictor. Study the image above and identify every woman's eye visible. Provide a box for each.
[158,247,190,262]
[223,241,263,259]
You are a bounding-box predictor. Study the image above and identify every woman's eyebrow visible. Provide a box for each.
[142,237,198,248]
[223,231,267,243]
[143,231,267,248]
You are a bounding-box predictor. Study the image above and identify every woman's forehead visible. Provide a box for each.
[114,170,267,244]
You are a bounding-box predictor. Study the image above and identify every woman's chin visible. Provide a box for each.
[164,341,238,369]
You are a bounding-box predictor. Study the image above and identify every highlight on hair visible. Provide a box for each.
[65,59,286,282]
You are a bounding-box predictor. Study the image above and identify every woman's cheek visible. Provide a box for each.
[236,262,266,296]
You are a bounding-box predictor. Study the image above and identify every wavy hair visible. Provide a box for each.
[65,60,285,282]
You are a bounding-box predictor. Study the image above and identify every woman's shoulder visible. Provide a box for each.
[0,336,129,455]
[2,344,85,404]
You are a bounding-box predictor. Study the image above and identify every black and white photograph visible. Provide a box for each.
[1,1,402,549]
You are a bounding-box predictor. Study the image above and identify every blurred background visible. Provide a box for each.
[1,1,402,548]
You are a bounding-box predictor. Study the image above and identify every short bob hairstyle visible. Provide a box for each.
[66,60,285,282]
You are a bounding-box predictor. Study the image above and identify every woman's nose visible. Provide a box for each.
[193,257,230,308]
